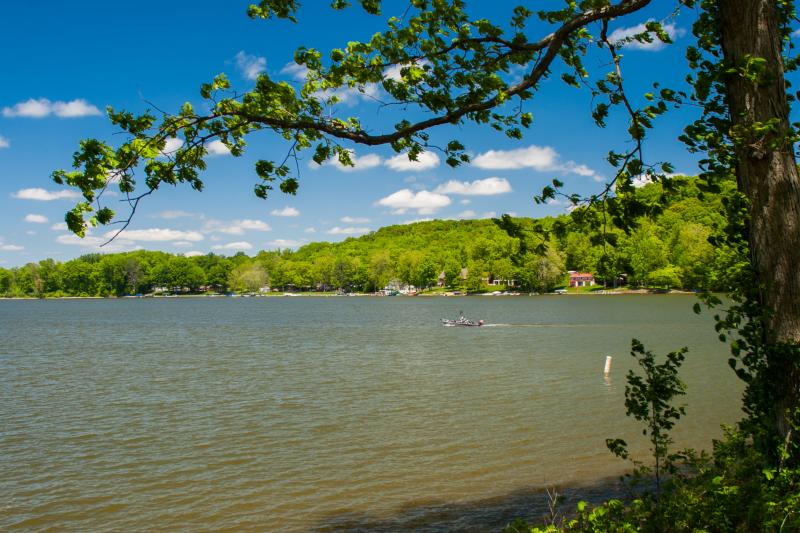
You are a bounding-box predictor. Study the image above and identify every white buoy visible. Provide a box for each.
[604,356,612,376]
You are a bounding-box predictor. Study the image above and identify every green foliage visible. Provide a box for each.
[508,427,800,531]
[54,0,668,236]
[519,246,565,293]
[228,262,268,293]
[606,340,687,496]
[646,265,682,289]
[558,176,729,290]
[683,0,800,467]
[0,179,736,298]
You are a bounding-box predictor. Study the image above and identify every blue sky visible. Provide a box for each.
[0,1,706,266]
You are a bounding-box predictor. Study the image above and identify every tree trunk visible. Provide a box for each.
[718,0,800,444]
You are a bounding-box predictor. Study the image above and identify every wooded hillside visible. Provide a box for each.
[1,177,730,297]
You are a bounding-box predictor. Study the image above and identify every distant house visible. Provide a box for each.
[569,272,595,287]
[491,278,518,287]
[383,279,416,295]
[198,284,223,293]
[386,279,403,292]
[437,271,446,287]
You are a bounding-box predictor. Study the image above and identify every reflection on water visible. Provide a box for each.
[0,296,742,531]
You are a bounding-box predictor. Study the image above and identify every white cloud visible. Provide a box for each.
[270,207,300,217]
[24,214,49,224]
[341,216,370,223]
[206,140,231,156]
[52,99,103,118]
[377,188,451,214]
[184,251,204,257]
[50,222,68,231]
[482,211,498,218]
[103,228,204,242]
[608,21,686,51]
[280,61,377,106]
[3,99,50,118]
[212,241,253,251]
[13,188,81,201]
[2,98,101,118]
[319,84,379,105]
[473,145,558,170]
[103,169,124,185]
[281,62,310,81]
[56,233,100,246]
[317,150,383,172]
[384,64,405,82]
[173,241,193,247]
[457,210,476,219]
[203,218,271,235]
[434,177,512,196]
[472,145,598,179]
[161,137,184,156]
[235,50,266,80]
[401,217,434,225]
[155,209,195,219]
[0,136,9,149]
[304,227,317,233]
[267,238,304,247]
[563,162,596,177]
[384,60,429,82]
[349,153,382,170]
[631,172,685,188]
[385,151,440,172]
[26,230,37,235]
[238,219,272,231]
[55,232,140,253]
[0,237,24,251]
[326,226,370,235]
[460,199,471,205]
[793,28,800,38]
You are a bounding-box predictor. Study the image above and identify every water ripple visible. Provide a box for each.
[0,296,741,531]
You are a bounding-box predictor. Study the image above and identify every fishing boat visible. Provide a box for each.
[441,312,484,327]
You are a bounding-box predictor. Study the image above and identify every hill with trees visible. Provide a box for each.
[1,177,729,298]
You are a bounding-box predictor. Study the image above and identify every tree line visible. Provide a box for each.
[1,177,728,298]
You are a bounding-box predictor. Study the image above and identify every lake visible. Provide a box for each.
[0,295,742,531]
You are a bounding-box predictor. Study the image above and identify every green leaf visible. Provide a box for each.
[280,177,299,194]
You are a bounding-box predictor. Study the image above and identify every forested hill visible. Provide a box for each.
[0,178,730,297]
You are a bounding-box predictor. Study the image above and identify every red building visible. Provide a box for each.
[569,272,595,287]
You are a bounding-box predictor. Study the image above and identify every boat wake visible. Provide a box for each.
[482,323,595,328]
[482,323,534,327]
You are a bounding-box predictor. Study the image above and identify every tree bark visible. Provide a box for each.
[718,0,800,443]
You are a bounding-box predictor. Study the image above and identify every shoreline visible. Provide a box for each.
[0,289,698,300]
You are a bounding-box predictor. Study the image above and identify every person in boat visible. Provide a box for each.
[441,311,484,326]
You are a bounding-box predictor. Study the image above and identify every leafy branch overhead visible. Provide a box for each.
[52,0,684,239]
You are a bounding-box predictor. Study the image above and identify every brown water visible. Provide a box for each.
[0,296,742,531]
